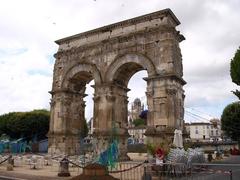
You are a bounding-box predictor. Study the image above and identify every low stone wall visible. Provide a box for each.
[191,141,238,153]
[127,144,147,153]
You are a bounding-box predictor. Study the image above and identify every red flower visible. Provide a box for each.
[155,148,164,159]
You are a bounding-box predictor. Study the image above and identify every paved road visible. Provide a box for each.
[180,155,240,180]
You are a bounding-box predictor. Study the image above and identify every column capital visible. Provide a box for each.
[143,74,186,85]
[50,89,87,97]
[49,99,56,107]
[106,95,116,101]
[146,91,153,97]
[166,88,177,95]
[93,83,130,92]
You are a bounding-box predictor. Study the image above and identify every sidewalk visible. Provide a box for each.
[0,152,147,180]
[0,162,78,180]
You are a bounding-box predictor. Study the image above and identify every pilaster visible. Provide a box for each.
[93,83,130,161]
[48,90,86,155]
[145,75,185,146]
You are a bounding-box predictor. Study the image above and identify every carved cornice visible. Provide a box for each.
[176,31,185,42]
[55,9,180,45]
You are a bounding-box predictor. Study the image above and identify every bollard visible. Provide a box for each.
[229,170,232,180]
[8,155,14,166]
[58,157,70,177]
[6,155,14,171]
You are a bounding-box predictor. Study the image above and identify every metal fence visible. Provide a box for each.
[109,161,145,180]
[108,161,240,180]
[1,154,240,180]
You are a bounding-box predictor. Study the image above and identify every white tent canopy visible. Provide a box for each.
[173,129,183,148]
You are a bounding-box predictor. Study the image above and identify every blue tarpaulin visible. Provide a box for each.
[39,139,48,152]
[0,139,31,154]
[98,140,118,169]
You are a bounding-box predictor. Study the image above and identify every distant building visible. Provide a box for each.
[209,118,222,141]
[130,98,144,121]
[185,119,222,142]
[128,125,146,144]
[185,122,211,141]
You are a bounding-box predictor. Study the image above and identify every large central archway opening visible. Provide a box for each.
[105,54,156,132]
[113,62,145,87]
[110,58,152,130]
[109,56,154,148]
[128,71,147,123]
[127,70,147,144]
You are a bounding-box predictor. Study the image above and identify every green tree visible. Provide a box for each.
[221,102,240,145]
[132,118,146,127]
[230,47,240,99]
[0,109,49,140]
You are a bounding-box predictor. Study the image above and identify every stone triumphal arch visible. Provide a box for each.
[48,9,186,159]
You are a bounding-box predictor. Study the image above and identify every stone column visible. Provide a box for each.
[93,84,130,161]
[144,75,185,146]
[48,90,86,155]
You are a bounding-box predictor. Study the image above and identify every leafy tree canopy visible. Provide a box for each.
[230,47,240,99]
[221,102,240,144]
[133,118,146,127]
[0,109,50,141]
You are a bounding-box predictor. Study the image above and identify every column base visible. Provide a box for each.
[48,133,81,156]
[93,129,130,162]
[145,126,175,153]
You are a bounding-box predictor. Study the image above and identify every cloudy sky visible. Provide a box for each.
[0,0,239,122]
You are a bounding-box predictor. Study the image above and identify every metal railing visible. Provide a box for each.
[1,154,240,180]
[107,161,240,180]
[109,161,145,180]
[0,155,11,165]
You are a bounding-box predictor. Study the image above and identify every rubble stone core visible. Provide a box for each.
[48,8,186,159]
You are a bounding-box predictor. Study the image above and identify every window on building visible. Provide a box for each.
[195,130,199,134]
[207,126,209,129]
[211,130,213,136]
[216,130,218,136]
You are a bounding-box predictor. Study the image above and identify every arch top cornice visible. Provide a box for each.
[56,9,180,45]
[55,9,184,53]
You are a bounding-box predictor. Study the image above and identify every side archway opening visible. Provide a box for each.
[60,63,101,142]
